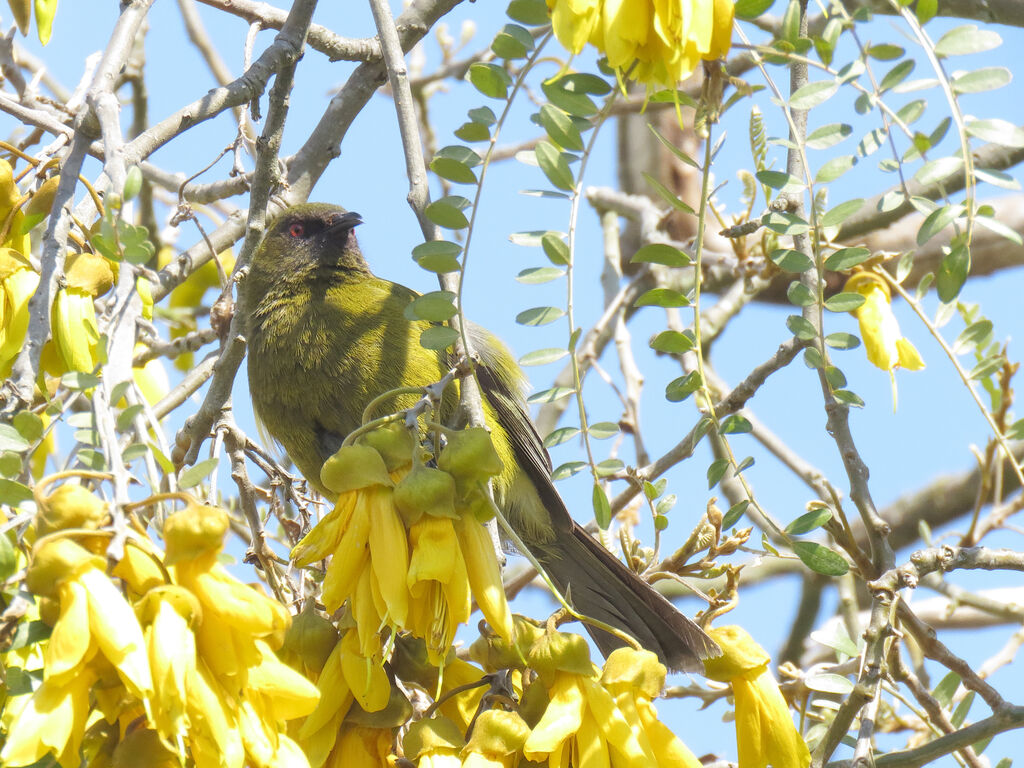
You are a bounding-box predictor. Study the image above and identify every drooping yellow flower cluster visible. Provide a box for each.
[703,625,811,768]
[291,425,514,667]
[843,271,924,409]
[401,621,706,768]
[546,0,735,88]
[0,486,319,768]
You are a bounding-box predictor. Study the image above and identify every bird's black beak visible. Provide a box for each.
[326,210,363,236]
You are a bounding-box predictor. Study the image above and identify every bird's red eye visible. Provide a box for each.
[288,223,305,238]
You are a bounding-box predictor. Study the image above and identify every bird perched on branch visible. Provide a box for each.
[241,202,720,671]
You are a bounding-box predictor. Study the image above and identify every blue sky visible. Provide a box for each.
[7,0,1024,763]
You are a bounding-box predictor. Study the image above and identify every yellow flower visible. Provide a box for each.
[139,586,201,754]
[51,252,115,374]
[523,631,659,768]
[703,626,810,768]
[26,538,152,698]
[844,273,924,373]
[547,0,734,88]
[325,724,394,768]
[0,670,95,767]
[292,434,512,666]
[601,647,703,768]
[0,247,39,377]
[843,272,924,409]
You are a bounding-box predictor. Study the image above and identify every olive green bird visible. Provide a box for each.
[241,202,719,671]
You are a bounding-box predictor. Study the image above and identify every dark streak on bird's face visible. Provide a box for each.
[257,204,368,278]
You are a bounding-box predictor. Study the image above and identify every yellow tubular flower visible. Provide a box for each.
[326,725,394,768]
[601,648,703,768]
[523,632,657,768]
[139,586,201,754]
[843,273,924,373]
[0,248,39,376]
[453,515,514,643]
[404,717,464,768]
[547,0,734,88]
[703,626,810,768]
[0,670,95,768]
[406,515,471,664]
[26,538,152,699]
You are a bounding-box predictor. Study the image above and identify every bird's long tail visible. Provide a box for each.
[535,522,720,672]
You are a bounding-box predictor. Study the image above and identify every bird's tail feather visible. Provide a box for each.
[535,523,720,672]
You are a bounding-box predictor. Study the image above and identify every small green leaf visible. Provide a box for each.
[770,248,814,273]
[867,44,904,60]
[824,247,871,271]
[793,541,849,575]
[519,348,569,366]
[815,154,857,183]
[179,458,219,489]
[491,23,534,60]
[806,123,853,150]
[952,692,975,728]
[642,172,695,213]
[934,25,1002,57]
[0,478,33,506]
[541,233,570,265]
[419,326,459,350]
[824,292,866,312]
[880,59,915,91]
[542,76,598,117]
[0,424,30,453]
[787,281,815,307]
[631,243,691,267]
[425,196,471,229]
[406,292,458,323]
[666,371,702,402]
[820,199,864,228]
[789,80,838,110]
[734,0,773,18]
[62,372,101,390]
[952,67,1011,94]
[787,315,818,340]
[535,141,576,191]
[650,330,695,354]
[469,62,512,99]
[932,672,961,707]
[936,244,969,302]
[763,211,811,235]
[516,306,565,326]
[954,319,993,355]
[116,404,146,432]
[413,240,462,273]
[592,482,611,528]
[635,288,690,308]
[588,421,619,439]
[544,426,580,447]
[720,414,753,434]
[594,458,624,477]
[832,389,865,408]
[552,460,588,480]
[756,170,797,189]
[824,332,860,350]
[516,267,565,284]
[965,118,1024,149]
[722,500,749,528]
[786,508,833,535]
[538,104,584,151]
[707,458,730,489]
[528,386,575,404]
[506,0,549,25]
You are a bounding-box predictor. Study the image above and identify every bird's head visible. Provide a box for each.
[251,202,367,281]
